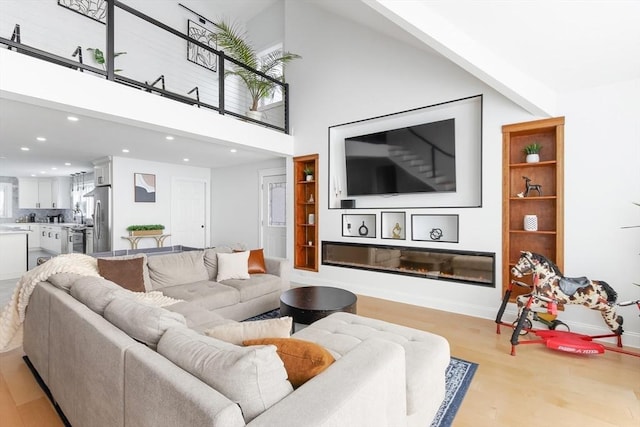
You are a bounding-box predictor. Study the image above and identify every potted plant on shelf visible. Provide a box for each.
[212,20,301,121]
[523,143,542,163]
[303,166,314,181]
[126,224,165,236]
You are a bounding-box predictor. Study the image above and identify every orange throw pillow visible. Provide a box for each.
[234,248,267,274]
[243,338,334,388]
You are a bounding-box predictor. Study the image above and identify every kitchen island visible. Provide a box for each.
[0,229,29,280]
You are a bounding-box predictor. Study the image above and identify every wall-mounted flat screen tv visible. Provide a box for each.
[344,118,456,196]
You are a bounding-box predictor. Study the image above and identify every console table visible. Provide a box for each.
[121,234,171,249]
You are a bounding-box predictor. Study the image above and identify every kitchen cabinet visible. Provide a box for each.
[19,177,69,209]
[52,177,72,209]
[502,117,564,302]
[40,225,62,254]
[93,158,112,187]
[0,232,28,280]
[27,224,40,250]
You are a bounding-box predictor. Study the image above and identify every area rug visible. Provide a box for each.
[245,310,478,426]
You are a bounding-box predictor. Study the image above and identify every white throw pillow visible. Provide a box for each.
[205,317,292,345]
[216,251,250,281]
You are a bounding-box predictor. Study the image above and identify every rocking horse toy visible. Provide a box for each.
[495,251,639,357]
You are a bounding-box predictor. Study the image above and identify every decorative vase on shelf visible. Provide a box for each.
[524,215,538,231]
[306,175,313,181]
[358,221,368,236]
[526,154,540,163]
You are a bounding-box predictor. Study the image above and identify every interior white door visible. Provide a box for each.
[171,178,207,248]
[260,172,286,258]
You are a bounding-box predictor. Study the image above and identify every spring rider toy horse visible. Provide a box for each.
[496,251,635,356]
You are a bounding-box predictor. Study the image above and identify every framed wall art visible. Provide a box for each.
[134,173,156,203]
[187,20,217,71]
[58,0,106,24]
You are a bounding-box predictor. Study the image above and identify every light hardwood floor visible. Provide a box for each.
[1,295,638,426]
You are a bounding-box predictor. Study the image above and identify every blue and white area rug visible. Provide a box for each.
[431,357,478,427]
[245,310,478,426]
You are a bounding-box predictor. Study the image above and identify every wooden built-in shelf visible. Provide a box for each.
[502,117,564,302]
[294,154,319,272]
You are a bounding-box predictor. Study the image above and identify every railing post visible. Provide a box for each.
[218,51,225,115]
[284,82,290,134]
[106,0,115,80]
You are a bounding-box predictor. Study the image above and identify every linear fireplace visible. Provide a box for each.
[322,241,495,287]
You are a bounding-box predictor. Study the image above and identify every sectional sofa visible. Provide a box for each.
[22,248,449,426]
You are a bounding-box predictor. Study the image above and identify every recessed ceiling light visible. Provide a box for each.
[65,162,71,166]
[166,136,174,140]
[230,149,237,153]
[36,137,47,142]
[40,171,46,174]
[21,147,30,151]
[67,116,79,122]
[183,158,190,162]
[30,174,36,177]
[51,167,57,170]
[122,149,130,153]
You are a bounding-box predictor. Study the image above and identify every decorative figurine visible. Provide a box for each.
[429,228,443,240]
[392,222,402,239]
[522,176,542,197]
[358,221,368,236]
[308,194,314,203]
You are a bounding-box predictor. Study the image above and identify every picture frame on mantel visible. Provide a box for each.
[58,0,107,24]
[134,173,156,203]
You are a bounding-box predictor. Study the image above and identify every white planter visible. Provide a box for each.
[246,110,265,121]
[306,175,313,181]
[526,153,540,163]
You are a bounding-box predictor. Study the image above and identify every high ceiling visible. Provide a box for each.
[1,0,638,178]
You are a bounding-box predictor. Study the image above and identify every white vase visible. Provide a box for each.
[524,215,538,231]
[526,154,540,163]
[306,175,313,181]
[246,110,265,121]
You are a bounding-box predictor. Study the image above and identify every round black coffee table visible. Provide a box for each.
[280,286,357,330]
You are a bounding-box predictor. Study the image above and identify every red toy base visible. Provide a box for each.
[534,330,605,355]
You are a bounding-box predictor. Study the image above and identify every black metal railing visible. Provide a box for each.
[0,0,290,134]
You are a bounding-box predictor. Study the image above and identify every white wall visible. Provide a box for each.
[284,2,639,346]
[111,156,211,250]
[211,157,286,249]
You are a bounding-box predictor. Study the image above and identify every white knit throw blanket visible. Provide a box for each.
[0,253,182,352]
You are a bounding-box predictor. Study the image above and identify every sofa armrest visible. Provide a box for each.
[264,256,290,286]
[247,338,407,427]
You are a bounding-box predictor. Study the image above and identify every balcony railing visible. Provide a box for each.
[0,0,290,134]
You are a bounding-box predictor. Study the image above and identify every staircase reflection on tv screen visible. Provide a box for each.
[322,241,494,287]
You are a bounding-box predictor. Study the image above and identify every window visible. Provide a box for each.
[257,43,285,108]
[0,183,13,218]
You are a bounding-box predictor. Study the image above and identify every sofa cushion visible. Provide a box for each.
[216,251,250,281]
[204,317,292,345]
[243,338,335,388]
[203,247,232,280]
[98,256,146,292]
[219,274,284,302]
[98,253,151,291]
[103,297,186,349]
[247,248,266,274]
[147,251,209,290]
[159,281,239,309]
[157,327,293,423]
[48,272,84,291]
[70,276,131,315]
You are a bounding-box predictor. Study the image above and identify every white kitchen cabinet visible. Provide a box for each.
[0,232,28,280]
[93,159,112,187]
[27,224,40,250]
[52,177,72,209]
[19,177,71,209]
[40,225,61,253]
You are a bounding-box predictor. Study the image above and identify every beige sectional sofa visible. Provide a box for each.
[22,248,449,427]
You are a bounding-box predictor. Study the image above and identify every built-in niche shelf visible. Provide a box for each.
[342,214,376,238]
[322,241,495,287]
[294,154,319,271]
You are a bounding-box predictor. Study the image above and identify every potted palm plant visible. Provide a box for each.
[212,20,301,120]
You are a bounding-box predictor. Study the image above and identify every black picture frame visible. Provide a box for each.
[58,0,106,24]
[187,20,217,72]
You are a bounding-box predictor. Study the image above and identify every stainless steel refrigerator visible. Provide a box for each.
[92,185,112,253]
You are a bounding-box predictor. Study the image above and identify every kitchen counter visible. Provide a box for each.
[0,232,28,279]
